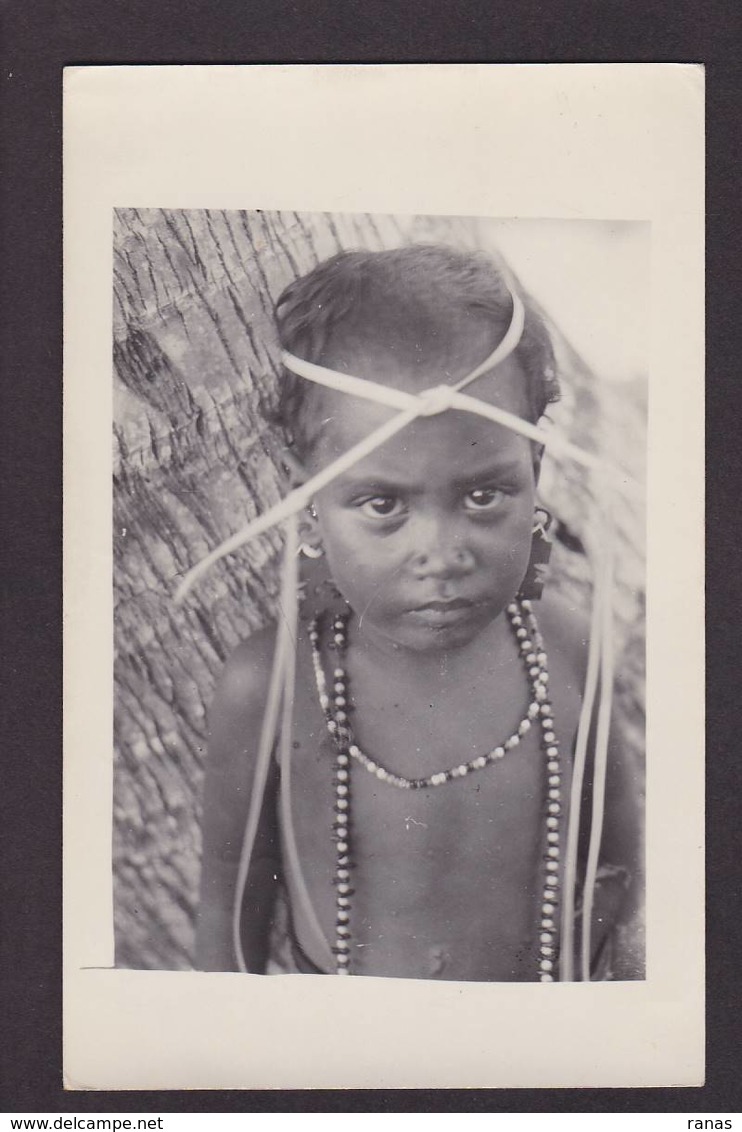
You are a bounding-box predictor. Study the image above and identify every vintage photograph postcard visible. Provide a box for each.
[63,64,704,1090]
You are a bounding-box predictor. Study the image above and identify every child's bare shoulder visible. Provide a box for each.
[213,624,278,712]
[536,590,590,684]
[207,624,280,786]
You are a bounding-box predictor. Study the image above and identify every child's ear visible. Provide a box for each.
[280,446,323,548]
[280,446,310,490]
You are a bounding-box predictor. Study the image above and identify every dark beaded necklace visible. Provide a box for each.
[309,598,562,980]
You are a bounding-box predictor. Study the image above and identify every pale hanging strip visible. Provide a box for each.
[580,500,617,980]
[232,513,335,972]
[231,545,290,972]
[559,522,606,982]
[277,513,336,969]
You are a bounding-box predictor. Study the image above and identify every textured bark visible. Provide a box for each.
[112,209,646,970]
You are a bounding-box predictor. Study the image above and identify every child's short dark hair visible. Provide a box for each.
[272,243,560,454]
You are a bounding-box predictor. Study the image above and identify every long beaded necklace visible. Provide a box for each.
[308,598,562,981]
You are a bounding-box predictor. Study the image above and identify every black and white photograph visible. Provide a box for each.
[64,65,703,1090]
[111,210,647,984]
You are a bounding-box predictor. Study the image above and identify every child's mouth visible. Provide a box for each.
[408,598,476,626]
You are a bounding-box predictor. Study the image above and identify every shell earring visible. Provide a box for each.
[299,541,324,559]
[517,507,553,601]
[299,501,323,558]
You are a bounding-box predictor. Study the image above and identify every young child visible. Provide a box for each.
[195,244,643,981]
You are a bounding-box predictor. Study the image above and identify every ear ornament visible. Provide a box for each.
[299,541,324,560]
[517,507,553,601]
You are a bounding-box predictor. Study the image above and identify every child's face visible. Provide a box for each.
[304,346,539,655]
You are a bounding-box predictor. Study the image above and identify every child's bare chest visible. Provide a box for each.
[283,626,578,980]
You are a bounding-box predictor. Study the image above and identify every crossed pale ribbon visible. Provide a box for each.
[176,290,640,980]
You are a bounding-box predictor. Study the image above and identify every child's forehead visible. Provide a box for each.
[307,354,533,473]
[339,427,532,489]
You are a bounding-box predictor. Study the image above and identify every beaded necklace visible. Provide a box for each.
[308,597,562,980]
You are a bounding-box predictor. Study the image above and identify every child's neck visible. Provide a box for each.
[346,609,513,688]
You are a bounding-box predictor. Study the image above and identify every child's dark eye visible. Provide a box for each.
[358,496,404,518]
[463,487,506,511]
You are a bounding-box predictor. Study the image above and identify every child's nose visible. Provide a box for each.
[409,516,476,579]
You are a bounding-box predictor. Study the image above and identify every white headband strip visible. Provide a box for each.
[280,287,527,410]
[175,291,640,603]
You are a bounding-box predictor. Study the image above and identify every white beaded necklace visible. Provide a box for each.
[308,598,563,980]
